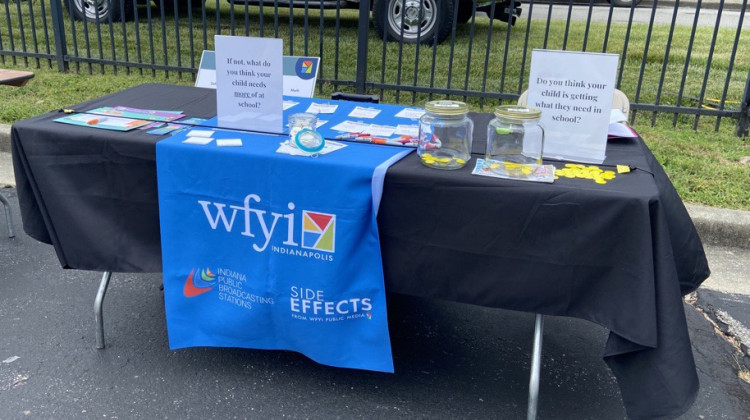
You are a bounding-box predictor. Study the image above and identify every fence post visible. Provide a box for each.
[737,69,750,137]
[355,0,370,94]
[49,0,69,72]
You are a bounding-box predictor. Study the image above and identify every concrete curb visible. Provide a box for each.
[0,124,10,154]
[1,123,749,249]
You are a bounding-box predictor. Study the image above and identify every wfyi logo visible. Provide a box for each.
[198,193,335,261]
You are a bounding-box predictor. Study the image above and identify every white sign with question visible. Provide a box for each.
[215,35,283,134]
[527,50,619,163]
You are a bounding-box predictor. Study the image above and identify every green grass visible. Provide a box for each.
[1,3,749,210]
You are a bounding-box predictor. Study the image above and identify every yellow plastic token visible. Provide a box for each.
[490,163,500,169]
[617,165,631,174]
[453,157,466,165]
[554,164,618,183]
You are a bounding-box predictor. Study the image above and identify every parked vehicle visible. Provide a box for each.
[371,0,522,44]
[66,0,639,45]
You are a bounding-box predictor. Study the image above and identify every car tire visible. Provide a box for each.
[608,0,642,7]
[373,0,455,44]
[66,0,133,22]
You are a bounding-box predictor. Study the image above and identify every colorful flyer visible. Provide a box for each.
[87,106,184,122]
[472,159,556,183]
[55,113,151,131]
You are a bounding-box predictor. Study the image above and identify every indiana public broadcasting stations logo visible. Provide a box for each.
[183,267,216,297]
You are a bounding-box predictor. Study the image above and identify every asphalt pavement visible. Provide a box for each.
[1,188,749,419]
[529,1,749,28]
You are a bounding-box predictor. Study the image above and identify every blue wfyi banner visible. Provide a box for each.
[156,130,410,373]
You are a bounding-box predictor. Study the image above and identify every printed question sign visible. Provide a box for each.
[527,50,619,164]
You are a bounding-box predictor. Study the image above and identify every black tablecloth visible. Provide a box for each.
[11,83,710,419]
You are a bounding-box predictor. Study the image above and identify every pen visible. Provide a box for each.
[370,137,409,146]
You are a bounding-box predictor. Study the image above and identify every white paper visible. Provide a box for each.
[216,138,243,147]
[366,124,397,137]
[283,100,299,110]
[527,50,619,163]
[316,119,328,128]
[331,120,369,133]
[187,129,215,137]
[215,36,284,134]
[183,136,214,145]
[348,106,381,119]
[395,107,426,119]
[610,109,627,123]
[608,122,637,138]
[306,102,338,114]
[394,124,420,137]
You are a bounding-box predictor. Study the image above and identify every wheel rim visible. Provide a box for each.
[387,0,437,41]
[75,0,110,20]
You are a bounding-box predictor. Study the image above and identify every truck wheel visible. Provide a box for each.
[373,0,455,44]
[66,0,133,22]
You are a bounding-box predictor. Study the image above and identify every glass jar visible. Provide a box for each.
[288,113,318,147]
[486,105,544,170]
[417,100,473,170]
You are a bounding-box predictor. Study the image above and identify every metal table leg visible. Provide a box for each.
[0,193,14,238]
[527,314,544,420]
[94,271,112,349]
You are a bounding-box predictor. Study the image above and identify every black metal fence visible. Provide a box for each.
[1,0,749,136]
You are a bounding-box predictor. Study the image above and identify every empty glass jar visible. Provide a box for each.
[486,105,544,168]
[417,100,473,170]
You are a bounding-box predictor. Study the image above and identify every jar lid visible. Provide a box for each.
[494,105,542,120]
[294,129,325,153]
[425,100,469,116]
